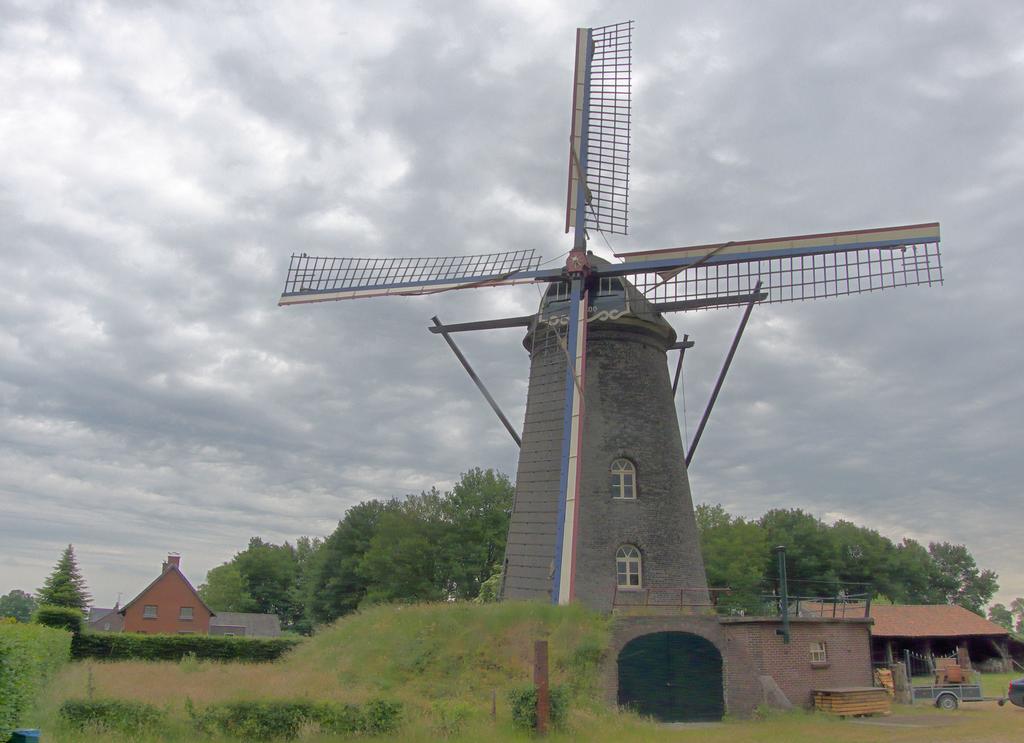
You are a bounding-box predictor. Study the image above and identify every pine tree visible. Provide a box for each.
[37,544,91,612]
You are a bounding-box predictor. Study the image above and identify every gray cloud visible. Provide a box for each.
[1,0,1021,608]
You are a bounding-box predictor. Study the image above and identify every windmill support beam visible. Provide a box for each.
[430,316,522,448]
[685,281,762,467]
[672,334,690,397]
[427,315,534,334]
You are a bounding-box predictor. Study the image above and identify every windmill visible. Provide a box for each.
[278,21,942,612]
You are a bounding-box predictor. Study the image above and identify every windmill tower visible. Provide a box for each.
[278,21,942,614]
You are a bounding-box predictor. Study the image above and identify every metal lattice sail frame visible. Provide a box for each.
[566,20,632,237]
[280,249,542,303]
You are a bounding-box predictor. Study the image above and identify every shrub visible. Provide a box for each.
[190,699,402,739]
[0,622,72,739]
[60,699,164,734]
[72,631,301,661]
[32,604,84,634]
[432,699,474,737]
[508,684,569,731]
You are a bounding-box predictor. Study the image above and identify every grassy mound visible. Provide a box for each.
[34,601,613,740]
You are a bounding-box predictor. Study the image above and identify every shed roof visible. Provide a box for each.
[870,604,1008,638]
[210,612,281,636]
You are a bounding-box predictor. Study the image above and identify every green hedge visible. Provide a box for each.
[507,684,569,731]
[0,622,72,739]
[60,699,164,735]
[32,604,84,634]
[72,631,301,662]
[188,698,402,739]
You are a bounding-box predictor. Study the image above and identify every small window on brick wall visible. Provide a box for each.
[143,604,158,619]
[810,641,828,664]
[610,459,636,499]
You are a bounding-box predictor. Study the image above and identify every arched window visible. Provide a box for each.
[616,545,642,589]
[610,458,636,499]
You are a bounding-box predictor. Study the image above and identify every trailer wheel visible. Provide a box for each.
[936,693,959,711]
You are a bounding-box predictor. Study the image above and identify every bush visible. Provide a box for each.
[432,699,474,737]
[72,631,301,661]
[32,604,84,634]
[0,622,72,739]
[60,699,164,734]
[189,699,402,739]
[508,684,569,731]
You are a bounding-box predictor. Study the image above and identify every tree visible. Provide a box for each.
[695,504,769,613]
[233,538,302,627]
[37,544,91,612]
[989,603,1014,631]
[438,468,514,600]
[0,589,37,622]
[359,498,446,604]
[927,542,998,615]
[1010,597,1024,633]
[199,563,257,612]
[759,509,838,592]
[306,500,390,623]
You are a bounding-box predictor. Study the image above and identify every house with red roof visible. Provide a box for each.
[119,554,215,634]
[869,604,1012,671]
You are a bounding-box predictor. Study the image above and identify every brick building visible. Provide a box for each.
[119,554,214,634]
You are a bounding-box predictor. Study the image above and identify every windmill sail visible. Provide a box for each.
[279,249,543,305]
[614,222,942,307]
[566,21,633,237]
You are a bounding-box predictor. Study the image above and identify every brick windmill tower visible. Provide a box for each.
[278,21,943,613]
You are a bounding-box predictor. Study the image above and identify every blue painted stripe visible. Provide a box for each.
[551,277,583,604]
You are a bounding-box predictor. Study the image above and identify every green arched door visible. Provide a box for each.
[617,632,724,722]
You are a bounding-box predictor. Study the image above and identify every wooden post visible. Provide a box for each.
[957,642,972,671]
[534,640,550,734]
[884,640,894,666]
[891,661,911,704]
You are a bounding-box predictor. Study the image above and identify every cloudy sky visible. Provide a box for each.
[2,1,1022,610]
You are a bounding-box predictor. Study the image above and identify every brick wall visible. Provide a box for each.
[604,615,873,718]
[122,567,212,634]
[720,617,873,707]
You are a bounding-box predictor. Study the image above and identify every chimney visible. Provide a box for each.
[164,553,181,572]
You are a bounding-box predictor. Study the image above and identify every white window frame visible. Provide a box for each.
[597,276,624,296]
[179,606,194,620]
[143,604,158,619]
[548,282,570,302]
[616,545,642,589]
[610,458,636,500]
[810,641,828,664]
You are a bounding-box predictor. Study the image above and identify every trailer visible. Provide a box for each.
[911,683,1006,710]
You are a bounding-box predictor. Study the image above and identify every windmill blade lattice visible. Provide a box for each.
[615,222,942,307]
[279,249,543,305]
[566,20,633,237]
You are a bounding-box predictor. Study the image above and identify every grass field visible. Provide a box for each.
[27,602,1024,741]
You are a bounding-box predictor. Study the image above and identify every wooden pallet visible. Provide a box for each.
[814,687,891,717]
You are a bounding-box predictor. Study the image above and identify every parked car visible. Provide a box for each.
[1008,678,1024,708]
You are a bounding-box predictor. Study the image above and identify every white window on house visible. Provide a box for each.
[616,545,642,589]
[610,459,636,499]
[143,604,158,619]
[179,607,194,620]
[810,641,828,664]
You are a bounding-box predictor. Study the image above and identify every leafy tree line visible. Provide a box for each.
[696,504,1000,616]
[198,468,513,632]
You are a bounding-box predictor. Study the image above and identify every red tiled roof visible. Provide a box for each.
[870,604,1008,638]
